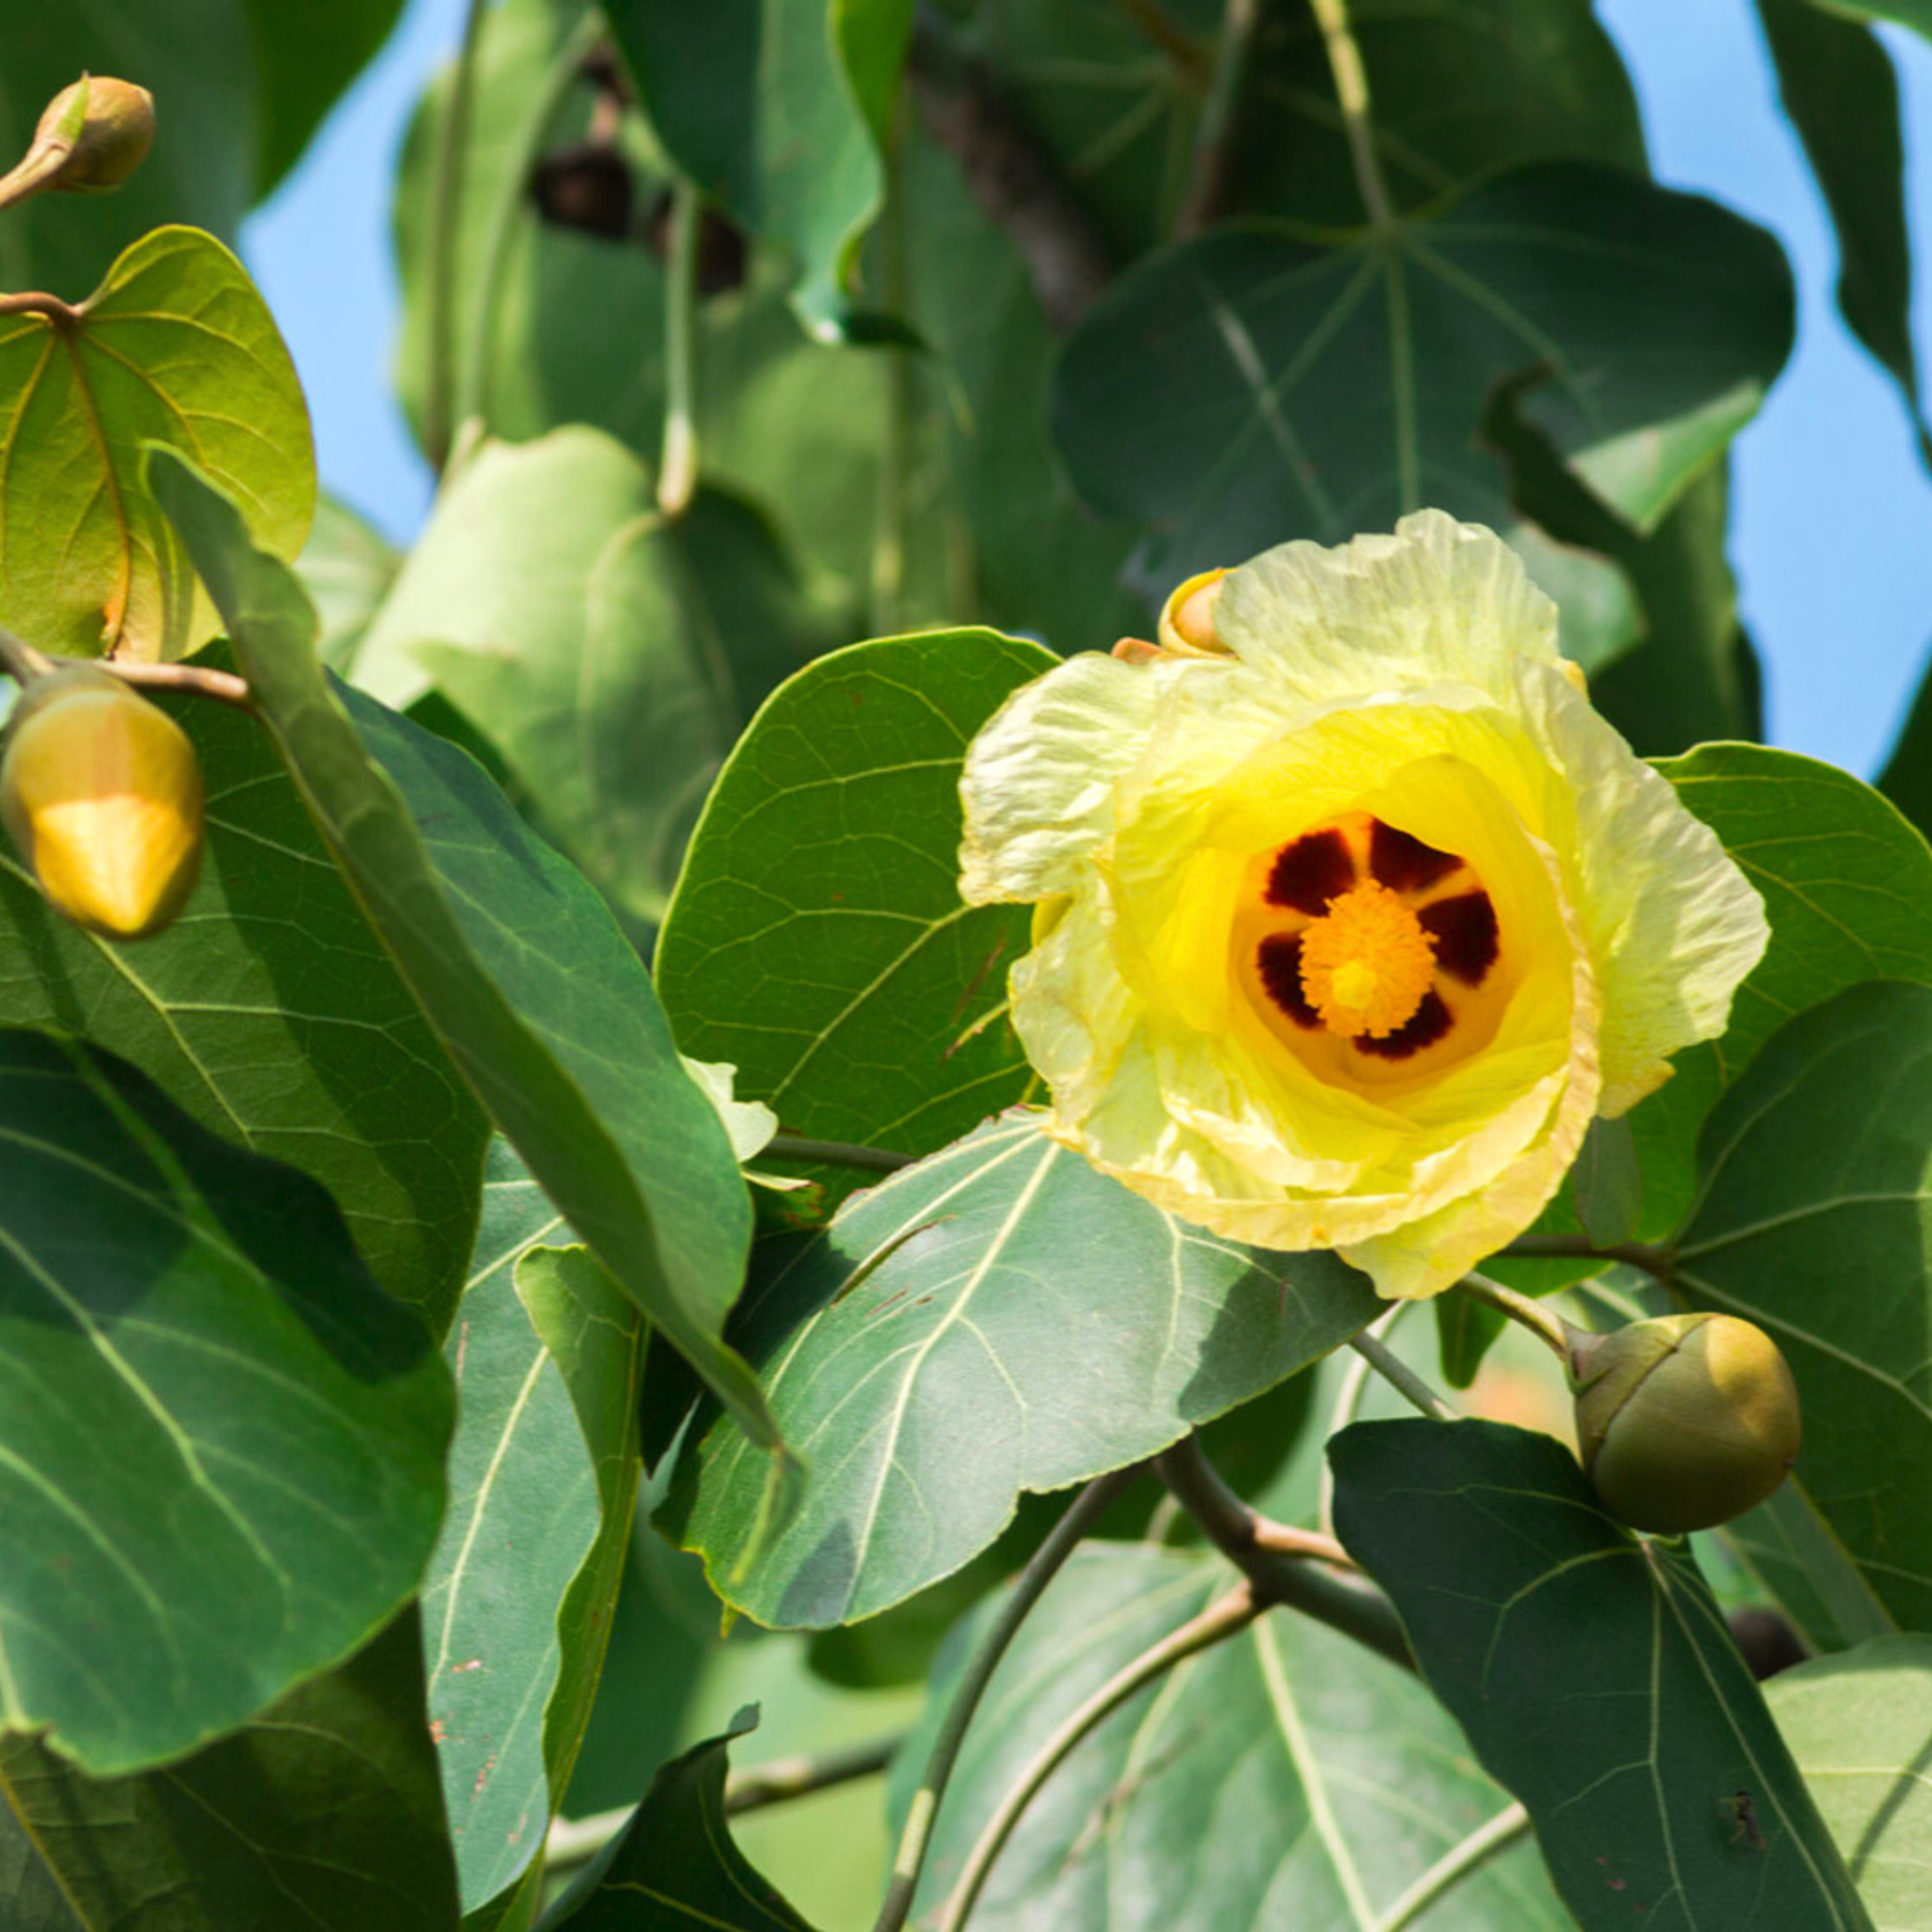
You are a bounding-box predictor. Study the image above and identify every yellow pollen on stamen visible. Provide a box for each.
[1296,882,1438,1038]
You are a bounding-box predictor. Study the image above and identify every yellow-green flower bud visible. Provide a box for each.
[1570,1313,1801,1535]
[32,75,156,192]
[1,667,204,941]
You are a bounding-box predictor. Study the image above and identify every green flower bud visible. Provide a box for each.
[1,666,204,942]
[1569,1312,1800,1535]
[35,75,156,191]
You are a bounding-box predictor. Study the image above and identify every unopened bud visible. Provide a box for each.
[17,76,156,200]
[1,667,203,941]
[1570,1313,1801,1535]
[1157,568,1230,657]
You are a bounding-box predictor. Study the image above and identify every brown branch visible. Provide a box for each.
[906,6,1113,329]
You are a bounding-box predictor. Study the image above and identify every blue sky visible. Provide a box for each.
[240,0,1932,780]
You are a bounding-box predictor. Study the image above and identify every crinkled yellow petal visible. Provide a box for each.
[1216,511,1566,709]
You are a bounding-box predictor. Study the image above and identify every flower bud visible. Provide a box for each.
[33,75,156,192]
[1570,1313,1800,1535]
[1,667,204,941]
[1156,568,1230,657]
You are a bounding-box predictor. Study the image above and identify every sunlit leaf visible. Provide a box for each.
[0,647,488,1332]
[669,1112,1377,1626]
[1674,980,1932,1633]
[1770,1635,1932,1929]
[894,1543,1567,1930]
[0,1029,451,1773]
[1332,1419,1870,1931]
[0,1610,460,1931]
[0,227,313,661]
[658,629,1057,1196]
[151,448,781,1453]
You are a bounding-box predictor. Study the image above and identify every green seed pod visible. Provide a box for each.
[1,665,204,942]
[1570,1312,1800,1535]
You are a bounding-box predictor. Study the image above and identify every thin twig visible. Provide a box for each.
[1319,1303,1402,1536]
[1347,1329,1458,1421]
[1454,1271,1573,1360]
[1374,1802,1531,1931]
[0,625,53,686]
[657,177,701,517]
[766,1133,915,1175]
[1305,0,1393,229]
[0,290,79,324]
[543,1731,904,1877]
[872,1466,1143,1932]
[83,658,253,711]
[425,0,491,469]
[1502,1233,1673,1283]
[938,1582,1263,1932]
[1176,0,1259,234]
[1155,1435,1411,1673]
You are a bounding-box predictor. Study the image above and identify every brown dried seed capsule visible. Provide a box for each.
[1570,1312,1801,1535]
[1,667,204,941]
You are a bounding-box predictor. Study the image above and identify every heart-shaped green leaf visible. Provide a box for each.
[669,1111,1377,1626]
[1332,1418,1870,1932]
[0,1029,452,1774]
[0,227,313,661]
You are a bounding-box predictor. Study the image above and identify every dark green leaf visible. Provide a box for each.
[1722,1481,1895,1657]
[542,1713,817,1930]
[1234,0,1645,226]
[1757,0,1927,458]
[1572,1116,1642,1249]
[1769,1635,1932,1925]
[1633,747,1932,1238]
[150,448,780,1452]
[355,430,829,928]
[1673,980,1932,1633]
[605,0,910,333]
[1332,1418,1871,1931]
[1877,645,1932,843]
[0,647,487,1332]
[426,1168,600,1912]
[670,1111,1377,1626]
[658,629,1058,1187]
[240,0,403,191]
[0,227,314,662]
[895,1542,1567,1929]
[1050,163,1792,665]
[0,1029,451,1773]
[0,1609,460,1931]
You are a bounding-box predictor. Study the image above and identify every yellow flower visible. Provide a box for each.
[958,512,1768,1299]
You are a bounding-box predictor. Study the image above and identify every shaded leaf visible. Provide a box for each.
[355,430,829,927]
[1332,1418,1870,1931]
[1050,163,1792,663]
[1572,1116,1641,1249]
[895,1542,1567,1929]
[1757,0,1927,459]
[1633,747,1932,1238]
[240,0,404,191]
[670,1111,1377,1626]
[0,227,313,661]
[0,646,487,1331]
[1877,644,1932,843]
[150,448,780,1452]
[0,1028,451,1774]
[426,1168,600,1912]
[542,1713,817,1930]
[1673,980,1932,1633]
[658,629,1057,1194]
[1769,1635,1932,1929]
[0,1609,460,1931]
[1723,1481,1896,1658]
[605,0,911,333]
